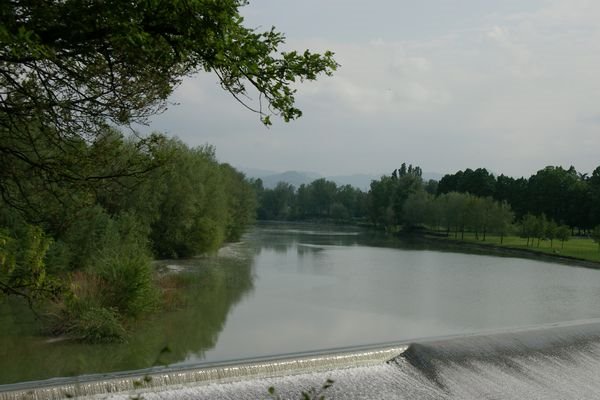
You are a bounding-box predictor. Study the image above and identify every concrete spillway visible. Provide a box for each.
[4,320,600,399]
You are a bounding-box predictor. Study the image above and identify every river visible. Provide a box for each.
[2,222,600,385]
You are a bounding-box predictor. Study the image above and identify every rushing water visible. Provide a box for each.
[2,223,600,386]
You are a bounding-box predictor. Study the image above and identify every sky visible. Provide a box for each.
[145,0,600,178]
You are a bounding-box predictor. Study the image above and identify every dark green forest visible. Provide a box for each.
[256,163,600,246]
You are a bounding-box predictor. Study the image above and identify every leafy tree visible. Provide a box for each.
[424,179,439,195]
[330,203,350,221]
[527,166,579,226]
[0,221,59,303]
[436,192,469,239]
[260,182,296,220]
[220,163,257,241]
[335,185,366,219]
[533,214,548,248]
[437,168,495,198]
[402,191,431,229]
[308,179,338,217]
[1,0,338,140]
[1,0,337,230]
[588,167,600,228]
[494,175,528,218]
[1,1,338,309]
[520,214,538,247]
[366,167,424,230]
[556,225,571,249]
[367,176,395,228]
[492,201,515,244]
[545,220,558,248]
[592,225,600,252]
[458,168,496,197]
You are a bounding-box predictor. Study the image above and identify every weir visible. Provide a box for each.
[0,345,406,400]
[4,320,600,399]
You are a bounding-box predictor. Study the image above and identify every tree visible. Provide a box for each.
[0,1,337,303]
[492,201,515,244]
[520,214,538,247]
[260,182,296,220]
[593,225,600,252]
[308,179,338,217]
[588,167,600,229]
[402,191,431,229]
[556,225,570,249]
[1,0,338,212]
[545,220,558,248]
[367,176,395,228]
[533,215,547,248]
[527,166,579,226]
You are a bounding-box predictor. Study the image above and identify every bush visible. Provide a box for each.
[67,306,126,343]
[44,212,159,342]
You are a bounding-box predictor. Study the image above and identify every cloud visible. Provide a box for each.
[145,0,600,177]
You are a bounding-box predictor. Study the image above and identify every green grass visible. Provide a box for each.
[438,232,600,263]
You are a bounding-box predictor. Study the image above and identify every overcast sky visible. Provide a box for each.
[145,0,600,178]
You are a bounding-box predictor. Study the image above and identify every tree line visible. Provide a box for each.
[0,131,256,341]
[437,166,600,233]
[253,178,368,221]
[257,163,600,251]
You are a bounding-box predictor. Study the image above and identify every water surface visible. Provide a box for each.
[2,223,600,384]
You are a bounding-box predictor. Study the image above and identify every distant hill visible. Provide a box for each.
[327,174,379,191]
[240,168,443,191]
[259,171,322,189]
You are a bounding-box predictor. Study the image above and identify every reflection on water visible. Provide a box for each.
[0,242,254,384]
[3,222,600,385]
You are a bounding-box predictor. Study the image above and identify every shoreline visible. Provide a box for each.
[411,233,600,270]
[255,221,600,269]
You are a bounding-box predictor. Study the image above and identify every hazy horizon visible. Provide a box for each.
[144,0,600,178]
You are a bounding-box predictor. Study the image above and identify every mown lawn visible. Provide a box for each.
[438,232,600,263]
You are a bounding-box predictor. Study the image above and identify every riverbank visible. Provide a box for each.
[259,221,600,268]
[412,232,600,269]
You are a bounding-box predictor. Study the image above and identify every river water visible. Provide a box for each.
[2,223,600,385]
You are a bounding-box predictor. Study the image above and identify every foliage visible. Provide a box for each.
[0,0,338,143]
[437,165,600,232]
[43,210,159,342]
[592,226,600,251]
[367,165,423,230]
[1,132,257,341]
[64,305,126,344]
[0,0,336,327]
[255,179,367,222]
[556,225,571,248]
[0,217,61,303]
[119,139,258,258]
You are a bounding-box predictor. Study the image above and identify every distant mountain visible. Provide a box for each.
[238,167,279,179]
[240,167,444,191]
[328,174,379,191]
[259,171,322,189]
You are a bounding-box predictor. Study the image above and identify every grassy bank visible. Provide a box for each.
[433,232,600,264]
